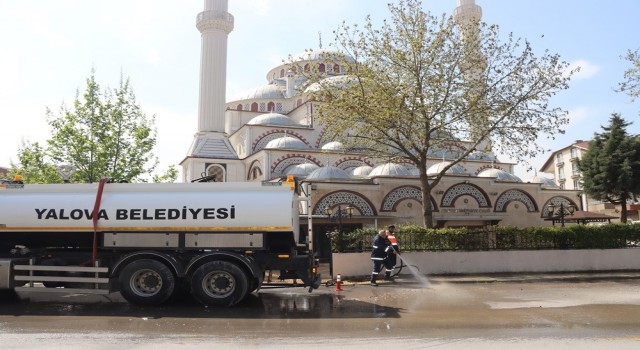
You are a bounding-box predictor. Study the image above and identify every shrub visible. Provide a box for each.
[330,223,640,253]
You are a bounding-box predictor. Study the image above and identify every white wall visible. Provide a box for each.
[332,249,640,278]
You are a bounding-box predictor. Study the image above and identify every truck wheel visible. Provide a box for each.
[190,261,248,307]
[41,258,65,288]
[118,259,175,306]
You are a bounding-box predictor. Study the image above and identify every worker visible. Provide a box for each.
[370,229,390,286]
[11,175,24,184]
[384,225,400,280]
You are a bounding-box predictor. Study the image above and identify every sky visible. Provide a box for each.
[1,0,639,180]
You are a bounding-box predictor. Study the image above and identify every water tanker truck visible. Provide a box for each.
[0,178,320,306]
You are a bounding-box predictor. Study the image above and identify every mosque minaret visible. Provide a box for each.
[196,0,233,133]
[182,0,237,181]
[175,0,575,231]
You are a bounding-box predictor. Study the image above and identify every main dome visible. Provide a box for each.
[230,84,284,101]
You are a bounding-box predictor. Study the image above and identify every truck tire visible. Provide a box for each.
[41,258,65,288]
[190,261,249,307]
[118,259,175,306]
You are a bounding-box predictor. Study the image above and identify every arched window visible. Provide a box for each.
[236,104,243,111]
[318,63,325,73]
[251,102,258,112]
[251,167,263,180]
[296,99,303,107]
[333,64,340,73]
[267,102,275,111]
[280,69,285,78]
[304,64,310,73]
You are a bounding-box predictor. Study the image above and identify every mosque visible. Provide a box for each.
[179,0,582,256]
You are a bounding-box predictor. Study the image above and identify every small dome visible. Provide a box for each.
[286,163,319,178]
[477,168,522,182]
[230,84,284,101]
[321,141,344,151]
[368,163,411,177]
[526,175,559,188]
[350,165,373,178]
[306,166,351,180]
[466,151,497,161]
[406,167,420,176]
[265,136,307,150]
[427,161,467,175]
[247,113,293,126]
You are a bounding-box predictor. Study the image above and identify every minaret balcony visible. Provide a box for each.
[197,11,234,33]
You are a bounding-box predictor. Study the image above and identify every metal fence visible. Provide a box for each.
[333,225,640,253]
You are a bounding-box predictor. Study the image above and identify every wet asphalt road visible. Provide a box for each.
[1,274,640,349]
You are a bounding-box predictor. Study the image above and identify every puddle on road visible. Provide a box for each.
[0,289,402,319]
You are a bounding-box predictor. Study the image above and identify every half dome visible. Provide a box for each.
[247,112,293,126]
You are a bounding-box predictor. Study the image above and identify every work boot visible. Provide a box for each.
[370,275,378,286]
[384,272,395,282]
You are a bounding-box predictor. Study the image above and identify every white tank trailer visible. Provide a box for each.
[0,180,320,306]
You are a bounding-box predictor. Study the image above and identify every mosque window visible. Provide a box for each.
[319,63,326,73]
[280,69,285,78]
[304,64,310,72]
[267,102,275,111]
[206,164,226,182]
[333,64,340,73]
[251,102,258,112]
[250,166,263,180]
[236,104,242,111]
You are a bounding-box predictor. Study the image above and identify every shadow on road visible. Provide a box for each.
[0,289,401,319]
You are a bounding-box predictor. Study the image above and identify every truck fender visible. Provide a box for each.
[110,251,182,279]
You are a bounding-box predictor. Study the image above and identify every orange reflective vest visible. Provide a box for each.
[387,232,399,252]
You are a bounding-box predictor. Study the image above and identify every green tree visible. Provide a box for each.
[578,114,640,223]
[46,70,159,183]
[617,48,640,101]
[152,165,179,183]
[298,0,574,227]
[9,141,62,183]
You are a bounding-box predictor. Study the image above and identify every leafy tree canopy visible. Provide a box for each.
[618,48,640,101]
[578,114,640,223]
[10,68,177,184]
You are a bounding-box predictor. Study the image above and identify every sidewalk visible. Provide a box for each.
[429,270,640,284]
[329,270,640,286]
